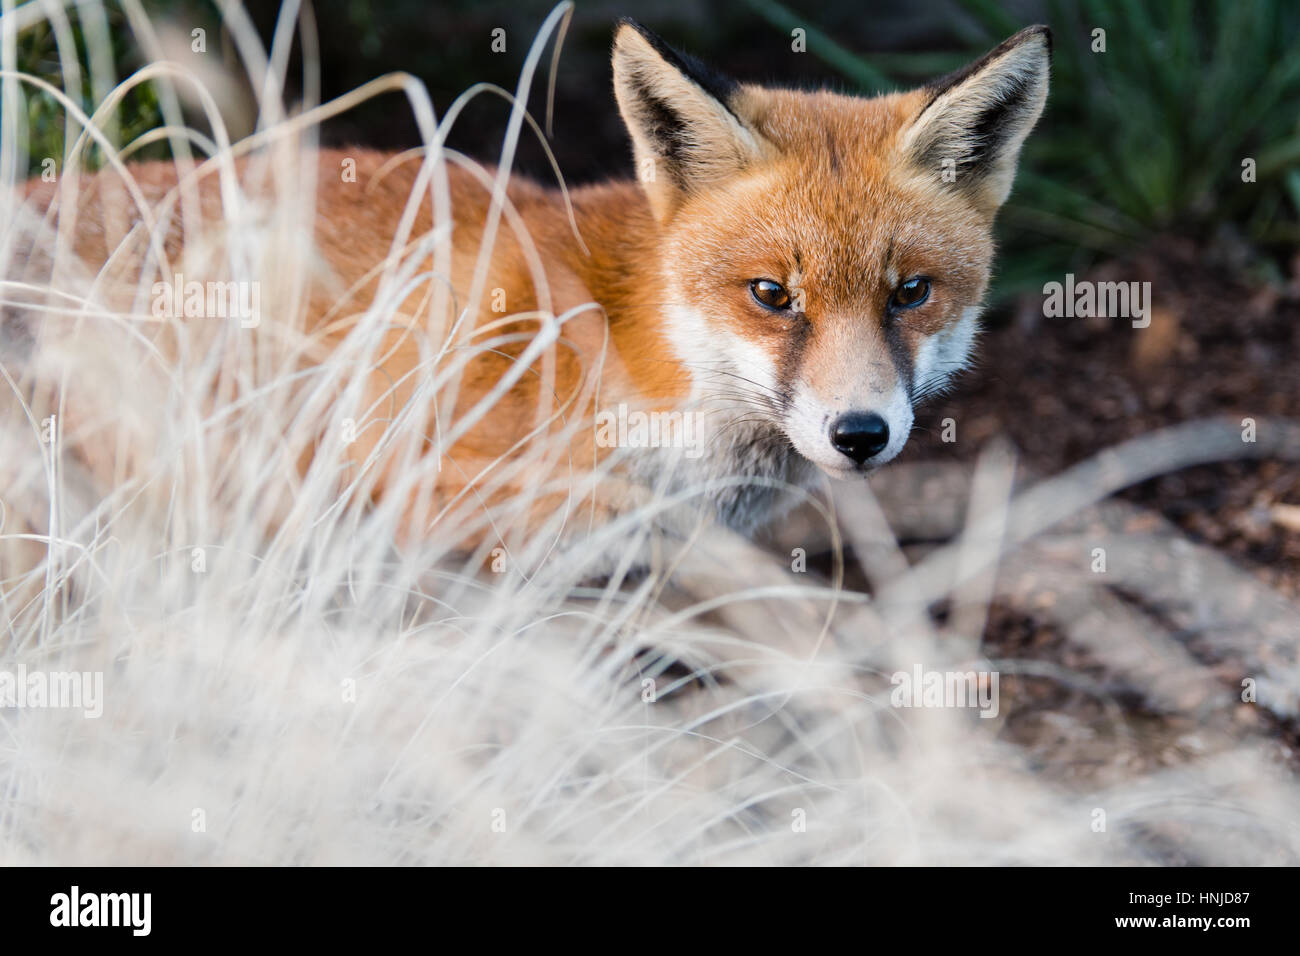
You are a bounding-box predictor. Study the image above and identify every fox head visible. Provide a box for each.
[612,21,1050,479]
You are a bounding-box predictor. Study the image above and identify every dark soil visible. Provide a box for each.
[905,238,1300,597]
[895,240,1300,784]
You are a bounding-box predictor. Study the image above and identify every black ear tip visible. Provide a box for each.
[610,19,741,104]
[614,18,676,59]
[1021,24,1053,59]
[614,17,654,44]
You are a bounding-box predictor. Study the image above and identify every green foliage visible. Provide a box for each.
[12,8,165,177]
[750,0,1300,296]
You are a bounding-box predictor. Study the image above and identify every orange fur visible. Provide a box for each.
[9,23,1051,556]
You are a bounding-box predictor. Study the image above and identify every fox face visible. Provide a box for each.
[612,22,1050,482]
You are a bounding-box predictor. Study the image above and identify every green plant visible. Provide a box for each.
[10,7,165,177]
[749,0,1300,297]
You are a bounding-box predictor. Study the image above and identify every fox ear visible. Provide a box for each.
[900,25,1051,215]
[612,20,766,220]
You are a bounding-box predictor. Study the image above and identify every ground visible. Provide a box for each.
[911,239,1300,594]
[894,239,1300,786]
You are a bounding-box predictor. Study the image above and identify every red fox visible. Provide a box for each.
[7,21,1050,554]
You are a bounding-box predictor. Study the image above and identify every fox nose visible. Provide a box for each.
[830,412,890,464]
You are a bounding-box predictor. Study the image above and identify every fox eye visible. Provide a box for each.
[750,278,793,311]
[891,276,931,309]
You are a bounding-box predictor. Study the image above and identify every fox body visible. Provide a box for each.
[9,22,1050,552]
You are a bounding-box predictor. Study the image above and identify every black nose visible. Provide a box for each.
[830,412,890,464]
